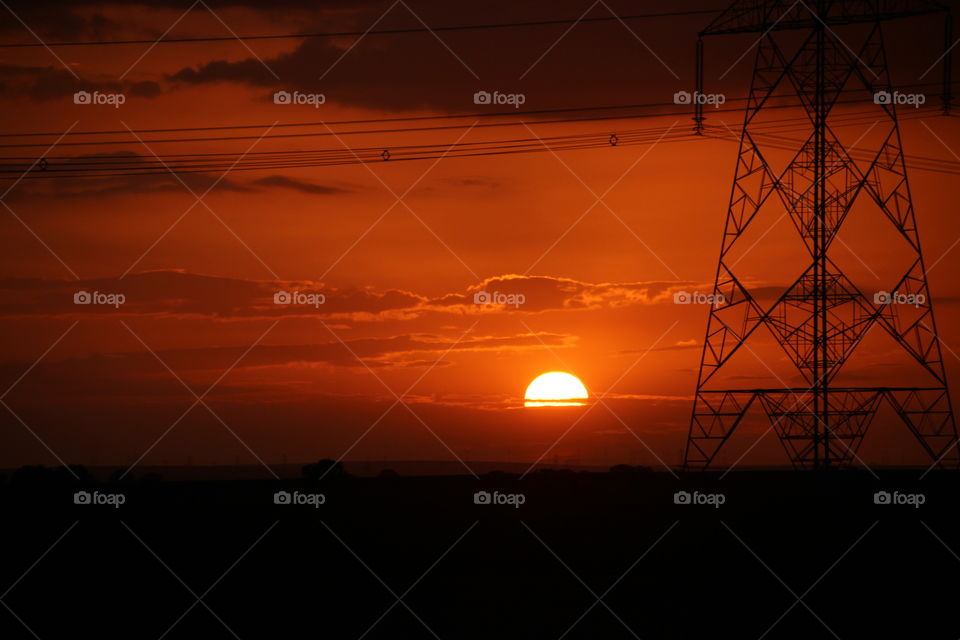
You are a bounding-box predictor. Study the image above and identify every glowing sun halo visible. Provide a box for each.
[524,371,588,407]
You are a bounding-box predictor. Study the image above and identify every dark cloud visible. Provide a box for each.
[0,330,574,398]
[1,0,947,115]
[0,6,119,41]
[251,175,350,194]
[0,64,162,102]
[0,270,425,319]
[454,274,681,312]
[2,155,348,200]
[165,23,690,113]
[0,270,702,321]
[155,0,712,113]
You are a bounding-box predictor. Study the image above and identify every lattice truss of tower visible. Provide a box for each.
[684,0,960,469]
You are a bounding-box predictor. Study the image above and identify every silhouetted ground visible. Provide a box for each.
[1,465,958,639]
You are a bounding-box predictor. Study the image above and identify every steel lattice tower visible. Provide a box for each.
[684,0,960,469]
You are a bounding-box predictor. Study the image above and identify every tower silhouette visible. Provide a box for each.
[684,0,959,469]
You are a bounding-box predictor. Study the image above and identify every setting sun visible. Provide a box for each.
[524,372,589,407]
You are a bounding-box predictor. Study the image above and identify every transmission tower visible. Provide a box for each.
[684,0,960,469]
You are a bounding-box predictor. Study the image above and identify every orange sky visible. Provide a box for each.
[2,0,960,472]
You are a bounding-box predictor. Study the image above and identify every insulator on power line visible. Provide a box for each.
[609,134,618,146]
[382,150,391,161]
[38,158,47,171]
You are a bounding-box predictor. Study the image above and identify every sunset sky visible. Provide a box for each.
[3,0,960,473]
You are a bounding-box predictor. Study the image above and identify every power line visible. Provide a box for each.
[5,80,950,140]
[4,129,703,178]
[0,8,723,48]
[703,115,960,175]
[2,126,684,172]
[0,91,951,151]
[0,101,679,138]
[8,109,959,179]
